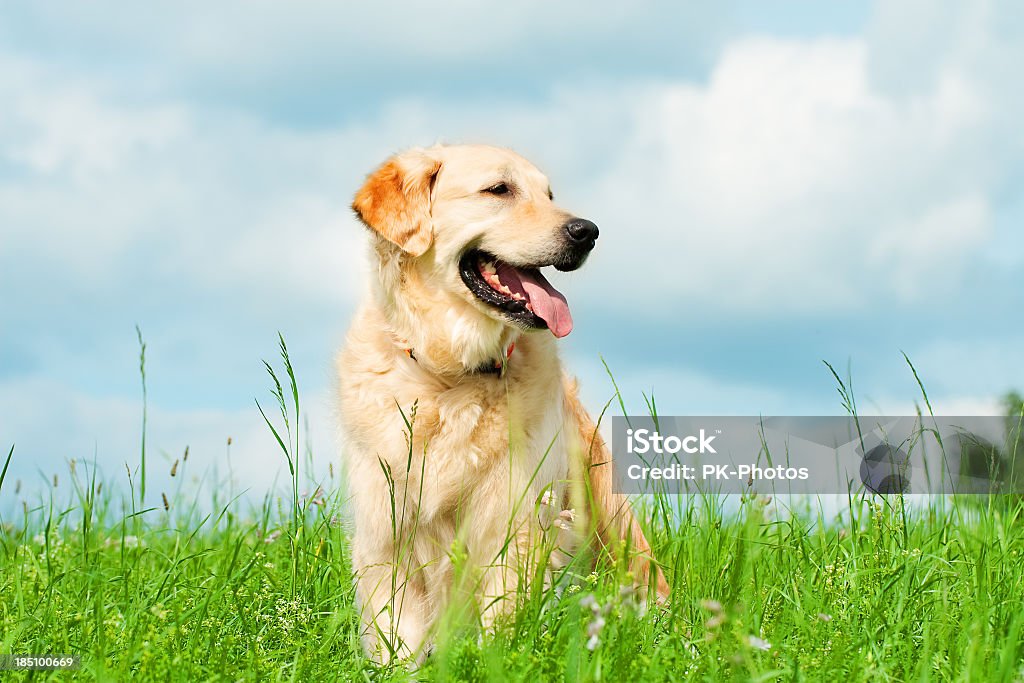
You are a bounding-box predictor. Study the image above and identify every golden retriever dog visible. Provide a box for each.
[337,144,668,662]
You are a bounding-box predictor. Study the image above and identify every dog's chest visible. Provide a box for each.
[415,372,569,510]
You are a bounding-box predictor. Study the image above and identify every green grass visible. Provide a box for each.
[2,340,1023,681]
[3,480,1024,680]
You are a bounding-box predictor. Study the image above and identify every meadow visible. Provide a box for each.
[1,340,1023,681]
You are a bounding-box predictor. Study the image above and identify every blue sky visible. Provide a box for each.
[1,1,1022,503]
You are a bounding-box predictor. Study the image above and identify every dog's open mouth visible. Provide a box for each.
[459,250,573,338]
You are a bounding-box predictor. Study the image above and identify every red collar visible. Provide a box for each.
[404,342,515,378]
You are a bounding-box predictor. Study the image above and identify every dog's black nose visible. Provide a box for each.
[564,218,599,246]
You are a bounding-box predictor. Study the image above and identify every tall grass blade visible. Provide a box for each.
[136,325,148,506]
[0,444,12,495]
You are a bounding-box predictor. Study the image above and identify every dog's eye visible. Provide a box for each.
[483,183,510,196]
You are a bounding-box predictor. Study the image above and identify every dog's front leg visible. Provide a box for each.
[472,521,533,632]
[352,532,431,663]
[349,472,435,665]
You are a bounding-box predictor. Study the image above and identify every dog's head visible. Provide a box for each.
[353,145,597,354]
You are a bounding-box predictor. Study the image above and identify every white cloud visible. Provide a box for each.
[579,36,1004,313]
[0,53,367,306]
[2,65,187,179]
[4,22,1015,318]
[867,194,991,301]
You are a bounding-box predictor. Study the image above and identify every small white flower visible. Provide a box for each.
[700,599,723,613]
[104,535,143,549]
[747,635,771,651]
[705,614,726,629]
[537,492,556,529]
[586,634,600,651]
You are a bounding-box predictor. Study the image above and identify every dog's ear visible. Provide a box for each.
[352,149,442,257]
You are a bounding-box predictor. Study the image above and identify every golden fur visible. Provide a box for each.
[337,144,667,662]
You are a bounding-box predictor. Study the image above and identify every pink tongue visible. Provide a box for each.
[494,263,574,338]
